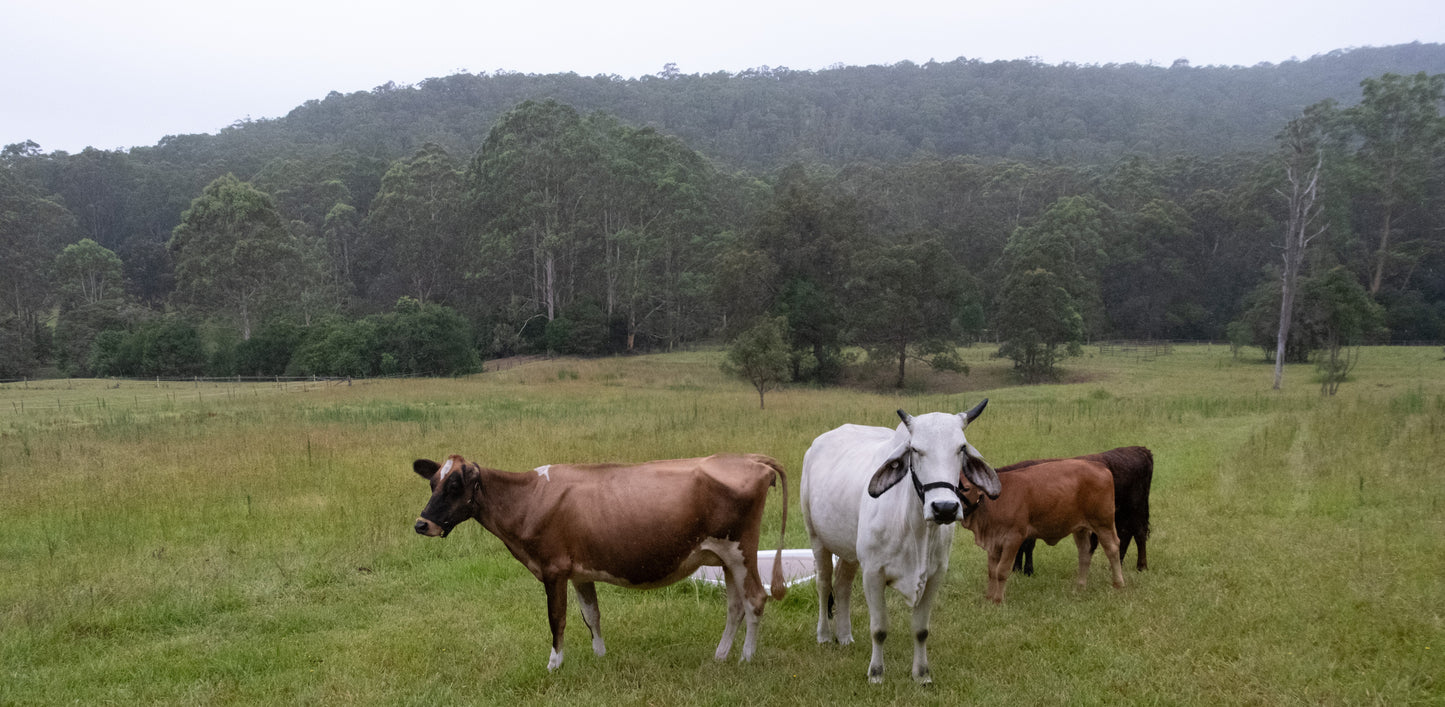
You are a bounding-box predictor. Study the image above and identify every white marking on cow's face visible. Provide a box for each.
[535,464,551,480]
[437,458,455,481]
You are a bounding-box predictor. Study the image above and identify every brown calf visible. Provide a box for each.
[958,459,1125,603]
[1001,446,1154,575]
[411,453,787,671]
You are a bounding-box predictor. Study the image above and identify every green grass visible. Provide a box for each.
[2,345,1442,705]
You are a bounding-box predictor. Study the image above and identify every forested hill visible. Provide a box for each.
[4,43,1444,383]
[142,42,1445,171]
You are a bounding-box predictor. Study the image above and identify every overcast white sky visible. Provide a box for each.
[4,0,1442,153]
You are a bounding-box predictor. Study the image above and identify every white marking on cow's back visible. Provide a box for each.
[437,458,455,480]
[535,464,551,480]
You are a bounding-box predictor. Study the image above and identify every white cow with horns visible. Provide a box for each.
[800,400,1001,684]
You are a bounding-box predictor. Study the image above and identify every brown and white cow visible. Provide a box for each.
[957,458,1125,603]
[411,453,788,671]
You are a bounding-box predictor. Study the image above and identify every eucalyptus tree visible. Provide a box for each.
[168,174,308,340]
[847,236,971,387]
[468,102,724,351]
[1004,195,1108,336]
[468,100,600,323]
[591,115,720,349]
[54,238,124,306]
[1345,72,1445,295]
[360,143,468,307]
[739,164,866,382]
[51,239,148,375]
[0,169,79,371]
[994,267,1084,382]
[1272,109,1331,390]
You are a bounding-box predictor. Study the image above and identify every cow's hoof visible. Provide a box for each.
[592,639,606,657]
[546,648,563,672]
[914,667,932,685]
[867,665,884,684]
[838,634,854,646]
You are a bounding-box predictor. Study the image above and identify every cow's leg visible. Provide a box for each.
[862,568,888,683]
[715,563,745,661]
[713,540,761,661]
[810,544,835,644]
[989,539,1019,604]
[1095,526,1126,589]
[1134,530,1148,571]
[985,546,1004,603]
[1012,538,1036,576]
[544,577,568,671]
[732,544,768,662]
[909,570,945,684]
[1073,529,1096,589]
[831,558,858,645]
[1117,530,1133,566]
[573,581,605,657]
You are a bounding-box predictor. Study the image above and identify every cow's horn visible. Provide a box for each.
[897,409,914,427]
[962,398,989,423]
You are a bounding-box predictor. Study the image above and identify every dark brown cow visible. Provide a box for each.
[411,453,788,671]
[958,459,1124,603]
[1001,446,1154,576]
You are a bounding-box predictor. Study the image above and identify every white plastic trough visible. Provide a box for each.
[690,548,817,594]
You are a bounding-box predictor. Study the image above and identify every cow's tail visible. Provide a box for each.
[753,454,789,601]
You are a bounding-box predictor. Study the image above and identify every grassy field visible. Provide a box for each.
[1,345,1441,705]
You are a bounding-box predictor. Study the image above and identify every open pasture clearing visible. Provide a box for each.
[2,345,1442,705]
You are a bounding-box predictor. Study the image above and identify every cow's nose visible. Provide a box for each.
[931,500,959,522]
[414,519,429,534]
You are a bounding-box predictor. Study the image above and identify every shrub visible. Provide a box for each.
[88,319,206,377]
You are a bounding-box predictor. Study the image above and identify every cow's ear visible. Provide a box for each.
[962,445,1001,499]
[868,444,910,498]
[413,459,440,480]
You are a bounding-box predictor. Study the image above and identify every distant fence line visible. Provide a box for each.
[1096,341,1175,359]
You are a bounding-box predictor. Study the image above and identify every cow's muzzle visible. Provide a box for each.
[414,517,446,537]
[929,500,960,524]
